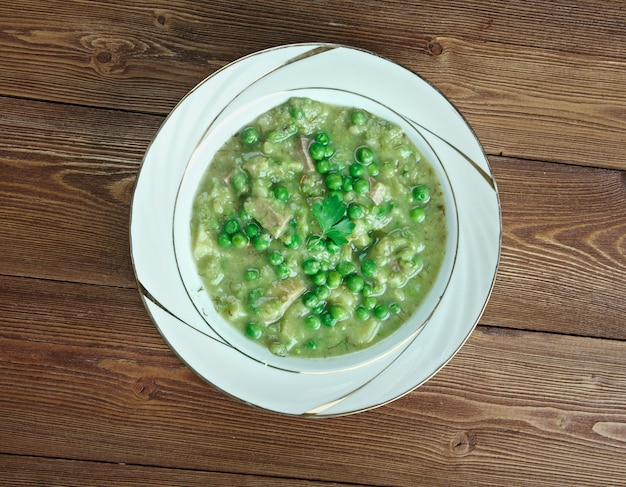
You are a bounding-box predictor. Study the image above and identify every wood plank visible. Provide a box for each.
[483,157,626,339]
[0,455,363,487]
[0,97,161,287]
[0,1,625,169]
[1,276,625,486]
[403,37,626,172]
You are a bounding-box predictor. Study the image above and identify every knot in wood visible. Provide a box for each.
[86,36,135,75]
[427,40,444,57]
[133,377,158,400]
[154,9,169,26]
[450,431,476,456]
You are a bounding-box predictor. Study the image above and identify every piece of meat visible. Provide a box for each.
[370,180,389,205]
[297,137,316,172]
[243,197,292,239]
[257,277,307,324]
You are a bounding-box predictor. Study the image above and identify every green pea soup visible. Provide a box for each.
[189,97,450,360]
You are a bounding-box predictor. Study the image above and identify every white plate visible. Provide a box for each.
[130,43,501,417]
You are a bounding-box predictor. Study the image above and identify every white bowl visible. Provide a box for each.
[173,88,458,374]
[130,43,501,416]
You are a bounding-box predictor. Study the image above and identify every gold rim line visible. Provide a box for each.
[407,116,496,189]
[137,280,230,346]
[303,322,429,416]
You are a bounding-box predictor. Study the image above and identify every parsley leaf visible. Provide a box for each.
[311,195,355,246]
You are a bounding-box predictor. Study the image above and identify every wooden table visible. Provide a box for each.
[2,1,625,485]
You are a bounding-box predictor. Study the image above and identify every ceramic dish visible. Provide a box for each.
[173,87,459,374]
[130,43,501,416]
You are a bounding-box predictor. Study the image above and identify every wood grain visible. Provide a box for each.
[2,1,626,485]
[1,1,625,169]
[0,455,363,487]
[406,37,626,171]
[0,97,161,287]
[1,276,625,486]
[483,157,626,338]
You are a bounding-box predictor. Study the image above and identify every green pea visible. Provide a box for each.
[362,282,374,297]
[328,189,343,200]
[305,315,321,330]
[290,106,305,120]
[310,302,326,315]
[315,131,330,145]
[268,251,284,266]
[245,322,263,339]
[312,270,327,286]
[353,178,370,195]
[325,240,341,254]
[373,304,390,320]
[231,171,249,192]
[361,259,377,277]
[355,146,374,165]
[412,185,431,204]
[252,234,271,251]
[315,159,331,174]
[309,141,326,161]
[302,258,321,275]
[321,312,337,327]
[306,339,318,350]
[342,176,354,192]
[378,201,396,217]
[273,185,289,202]
[355,306,370,320]
[231,232,248,248]
[346,274,365,293]
[223,218,240,235]
[248,288,264,305]
[363,296,377,310]
[349,162,365,178]
[389,302,402,314]
[315,285,331,301]
[326,270,341,288]
[245,268,259,281]
[244,223,260,238]
[329,304,347,321]
[275,263,290,280]
[337,260,356,277]
[217,232,232,248]
[325,172,343,190]
[367,162,380,177]
[302,291,320,308]
[347,203,364,219]
[410,206,426,222]
[285,233,301,249]
[241,127,259,145]
[324,145,335,158]
[351,110,367,126]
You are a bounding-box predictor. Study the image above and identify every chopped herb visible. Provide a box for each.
[311,195,355,246]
